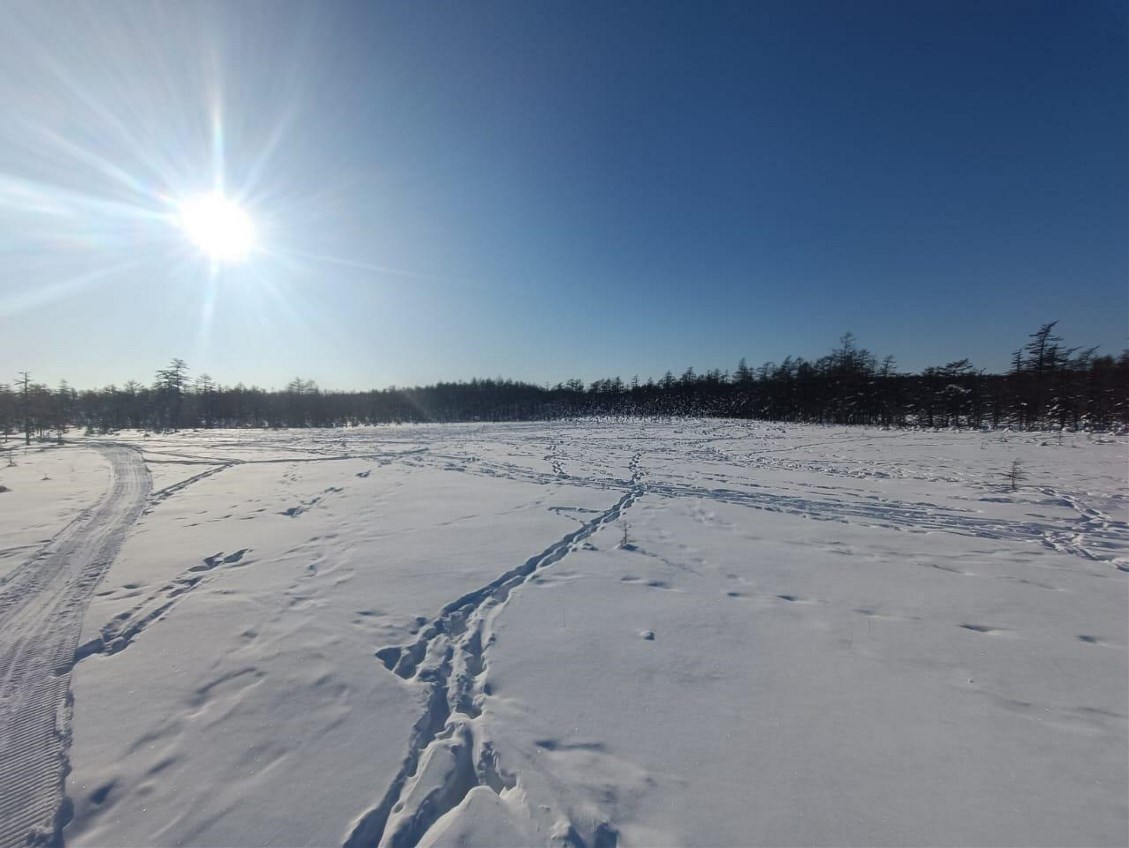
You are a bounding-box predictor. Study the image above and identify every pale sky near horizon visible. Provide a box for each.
[1,0,1125,391]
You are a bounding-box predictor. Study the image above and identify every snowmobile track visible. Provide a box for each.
[0,445,149,848]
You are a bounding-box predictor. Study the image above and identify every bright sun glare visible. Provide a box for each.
[177,193,256,263]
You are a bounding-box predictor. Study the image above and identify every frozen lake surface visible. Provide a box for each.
[1,421,1126,847]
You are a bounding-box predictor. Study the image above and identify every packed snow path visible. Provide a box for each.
[0,446,149,848]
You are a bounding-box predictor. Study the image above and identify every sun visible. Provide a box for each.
[177,193,256,262]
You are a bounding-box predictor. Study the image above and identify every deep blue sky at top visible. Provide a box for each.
[0,0,1124,389]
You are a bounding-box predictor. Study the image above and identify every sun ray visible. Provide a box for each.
[17,118,156,203]
[210,99,226,195]
[0,259,144,318]
[191,261,221,365]
[32,48,186,192]
[270,246,474,288]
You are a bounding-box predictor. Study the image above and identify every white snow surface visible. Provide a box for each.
[29,421,1128,846]
[0,443,111,580]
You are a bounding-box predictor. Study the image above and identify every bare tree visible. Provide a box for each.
[17,372,31,446]
[1024,322,1061,424]
[1007,459,1024,492]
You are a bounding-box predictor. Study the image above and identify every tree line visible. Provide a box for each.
[2,324,1125,440]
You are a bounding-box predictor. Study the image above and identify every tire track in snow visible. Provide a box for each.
[0,446,149,848]
[344,456,644,848]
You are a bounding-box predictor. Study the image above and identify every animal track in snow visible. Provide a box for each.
[959,623,1005,635]
[74,549,253,665]
[345,459,645,848]
[281,486,346,517]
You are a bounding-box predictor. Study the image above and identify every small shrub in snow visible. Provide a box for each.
[1007,459,1025,491]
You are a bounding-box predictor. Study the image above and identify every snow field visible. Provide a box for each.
[19,420,1124,846]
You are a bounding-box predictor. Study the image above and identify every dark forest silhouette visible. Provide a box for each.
[4,324,1126,440]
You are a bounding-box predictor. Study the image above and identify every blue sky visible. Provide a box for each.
[0,0,1125,390]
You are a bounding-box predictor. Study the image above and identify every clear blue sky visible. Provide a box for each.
[1,0,1125,390]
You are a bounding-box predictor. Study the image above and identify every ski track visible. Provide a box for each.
[344,453,644,848]
[402,451,1125,570]
[0,446,150,848]
[142,447,430,513]
[147,463,236,508]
